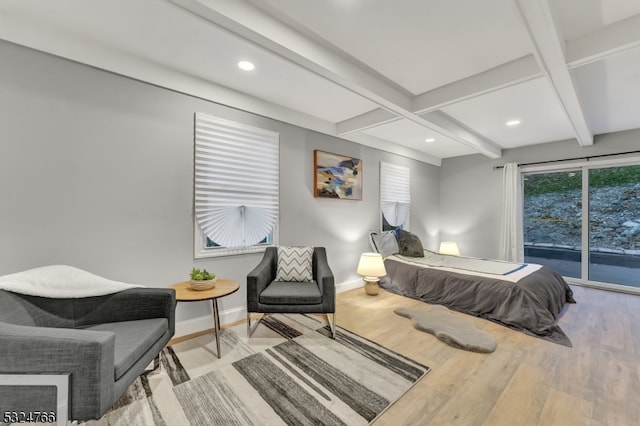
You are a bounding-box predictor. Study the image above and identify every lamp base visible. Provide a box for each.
[364,280,379,296]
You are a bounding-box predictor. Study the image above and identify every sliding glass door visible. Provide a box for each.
[523,170,582,279]
[523,162,640,290]
[587,165,640,287]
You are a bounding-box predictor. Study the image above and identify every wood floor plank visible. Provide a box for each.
[373,383,450,426]
[423,348,523,425]
[599,303,634,352]
[483,363,548,426]
[537,389,592,426]
[335,285,640,426]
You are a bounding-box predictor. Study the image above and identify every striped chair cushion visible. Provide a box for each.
[275,246,313,282]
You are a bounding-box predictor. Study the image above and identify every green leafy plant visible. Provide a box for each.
[190,267,216,281]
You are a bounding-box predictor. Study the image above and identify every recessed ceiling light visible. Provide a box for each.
[238,61,255,71]
[425,138,435,143]
[506,119,521,127]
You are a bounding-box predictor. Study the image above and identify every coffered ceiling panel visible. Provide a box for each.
[572,47,640,135]
[249,0,533,95]
[362,118,477,159]
[551,0,640,41]
[441,77,576,148]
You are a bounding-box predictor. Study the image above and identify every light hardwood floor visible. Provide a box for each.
[335,285,640,426]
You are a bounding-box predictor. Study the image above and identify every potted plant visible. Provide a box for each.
[189,267,216,290]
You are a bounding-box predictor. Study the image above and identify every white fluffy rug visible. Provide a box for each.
[395,306,497,353]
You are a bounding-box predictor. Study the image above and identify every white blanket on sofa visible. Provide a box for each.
[0,265,143,298]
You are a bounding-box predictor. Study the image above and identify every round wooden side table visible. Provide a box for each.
[170,279,239,359]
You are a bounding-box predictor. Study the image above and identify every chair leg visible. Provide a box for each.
[145,354,161,373]
[153,354,161,370]
[247,312,266,337]
[326,313,336,339]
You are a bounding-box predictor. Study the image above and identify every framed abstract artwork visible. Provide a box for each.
[314,150,362,200]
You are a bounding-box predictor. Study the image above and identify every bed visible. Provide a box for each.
[370,231,576,346]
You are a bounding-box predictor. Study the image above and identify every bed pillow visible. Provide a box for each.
[276,246,314,282]
[396,230,424,257]
[371,231,400,257]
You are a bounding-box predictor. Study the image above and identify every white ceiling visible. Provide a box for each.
[2,0,640,166]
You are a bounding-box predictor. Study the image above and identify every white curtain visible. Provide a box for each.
[498,163,524,262]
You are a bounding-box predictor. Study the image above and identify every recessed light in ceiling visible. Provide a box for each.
[238,61,255,71]
[506,119,521,127]
[425,138,435,143]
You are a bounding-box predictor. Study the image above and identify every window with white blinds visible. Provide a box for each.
[380,162,410,230]
[194,112,279,258]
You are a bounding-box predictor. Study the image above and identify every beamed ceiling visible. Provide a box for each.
[2,0,640,165]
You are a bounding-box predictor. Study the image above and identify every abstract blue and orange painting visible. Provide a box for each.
[314,150,362,200]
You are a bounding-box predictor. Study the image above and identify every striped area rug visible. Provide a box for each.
[82,314,429,425]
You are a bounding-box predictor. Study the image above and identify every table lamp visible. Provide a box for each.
[357,252,387,296]
[439,241,460,256]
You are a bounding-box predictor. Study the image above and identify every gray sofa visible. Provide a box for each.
[0,287,176,421]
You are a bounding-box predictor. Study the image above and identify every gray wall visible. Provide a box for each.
[440,130,640,259]
[0,41,439,328]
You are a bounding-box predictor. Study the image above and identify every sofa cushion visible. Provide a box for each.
[260,281,322,305]
[396,229,425,257]
[275,246,313,282]
[82,318,168,380]
[370,231,400,257]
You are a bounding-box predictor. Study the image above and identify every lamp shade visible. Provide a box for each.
[356,253,387,278]
[439,242,460,256]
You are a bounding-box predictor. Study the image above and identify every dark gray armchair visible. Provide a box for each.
[0,288,176,422]
[247,247,336,338]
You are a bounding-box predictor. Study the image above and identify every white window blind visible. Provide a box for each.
[194,112,279,255]
[380,162,410,229]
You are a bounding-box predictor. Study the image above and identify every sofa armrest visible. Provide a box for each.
[72,288,176,335]
[0,323,115,420]
[313,247,335,312]
[247,247,277,311]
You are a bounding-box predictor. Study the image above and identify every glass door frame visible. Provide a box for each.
[521,155,640,295]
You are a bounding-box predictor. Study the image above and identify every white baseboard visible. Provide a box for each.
[174,306,246,338]
[174,278,363,338]
[336,278,363,293]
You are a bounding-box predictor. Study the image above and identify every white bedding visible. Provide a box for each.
[389,252,542,283]
[0,265,143,298]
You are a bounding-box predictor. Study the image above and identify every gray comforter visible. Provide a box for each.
[381,257,576,346]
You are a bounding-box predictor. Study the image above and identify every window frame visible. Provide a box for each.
[379,161,411,231]
[521,155,640,292]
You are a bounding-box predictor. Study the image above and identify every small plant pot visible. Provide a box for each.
[190,278,216,291]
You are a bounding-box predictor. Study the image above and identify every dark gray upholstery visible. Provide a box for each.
[0,287,176,421]
[247,247,336,336]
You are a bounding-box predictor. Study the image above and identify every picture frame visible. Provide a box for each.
[314,150,362,200]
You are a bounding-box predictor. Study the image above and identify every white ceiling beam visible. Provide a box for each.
[512,0,593,146]
[170,0,503,159]
[412,55,541,114]
[336,108,399,136]
[170,0,413,111]
[565,13,640,69]
[347,133,442,167]
[338,14,640,140]
[337,55,541,139]
[340,110,501,158]
[422,111,502,159]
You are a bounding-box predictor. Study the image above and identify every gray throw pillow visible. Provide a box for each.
[275,246,314,282]
[396,230,424,257]
[371,231,400,257]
